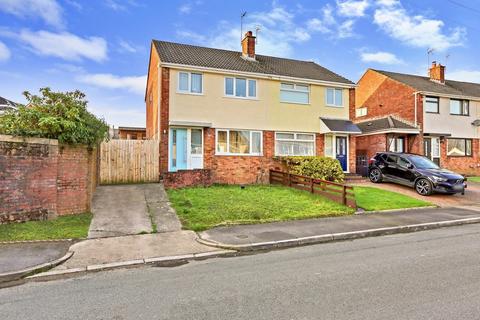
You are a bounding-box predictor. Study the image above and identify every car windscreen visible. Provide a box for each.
[408,155,440,169]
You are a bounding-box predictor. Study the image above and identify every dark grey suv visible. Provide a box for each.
[368,152,466,196]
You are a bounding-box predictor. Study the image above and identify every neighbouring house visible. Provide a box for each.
[145,31,359,186]
[0,96,17,114]
[354,62,480,176]
[118,126,147,140]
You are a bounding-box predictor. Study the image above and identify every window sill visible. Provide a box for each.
[176,91,204,96]
[449,113,470,116]
[215,153,263,157]
[223,95,258,101]
[325,104,344,108]
[280,101,310,106]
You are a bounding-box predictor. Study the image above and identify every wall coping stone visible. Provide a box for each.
[0,134,58,146]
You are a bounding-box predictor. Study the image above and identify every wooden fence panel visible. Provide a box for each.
[99,140,159,184]
[269,170,356,209]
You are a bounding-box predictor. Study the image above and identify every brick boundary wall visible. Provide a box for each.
[0,135,98,224]
[163,169,213,189]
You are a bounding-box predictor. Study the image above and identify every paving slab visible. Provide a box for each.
[56,231,221,269]
[0,241,71,276]
[200,207,480,248]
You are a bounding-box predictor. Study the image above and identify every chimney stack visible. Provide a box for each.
[241,31,256,60]
[429,61,445,84]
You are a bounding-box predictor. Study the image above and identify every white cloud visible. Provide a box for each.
[179,4,312,57]
[338,20,355,38]
[118,40,138,53]
[18,30,108,62]
[77,73,146,95]
[0,41,11,62]
[0,0,64,29]
[337,0,369,17]
[179,4,191,14]
[374,1,466,51]
[447,70,480,83]
[104,0,140,12]
[360,51,403,64]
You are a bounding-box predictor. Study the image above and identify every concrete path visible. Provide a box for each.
[54,231,225,270]
[88,184,181,238]
[0,241,72,284]
[200,206,480,249]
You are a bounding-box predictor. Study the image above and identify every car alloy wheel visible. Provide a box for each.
[369,169,381,183]
[415,179,432,196]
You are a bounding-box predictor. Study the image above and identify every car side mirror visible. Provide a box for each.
[407,164,414,169]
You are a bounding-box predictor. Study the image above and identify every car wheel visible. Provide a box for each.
[369,168,382,183]
[415,178,433,196]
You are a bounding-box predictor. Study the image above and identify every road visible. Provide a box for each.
[2,224,480,320]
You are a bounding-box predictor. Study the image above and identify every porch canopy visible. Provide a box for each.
[355,116,420,136]
[320,117,362,134]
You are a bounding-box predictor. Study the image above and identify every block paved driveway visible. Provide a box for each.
[352,180,480,208]
[88,184,181,238]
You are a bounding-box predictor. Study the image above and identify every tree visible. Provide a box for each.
[0,88,108,146]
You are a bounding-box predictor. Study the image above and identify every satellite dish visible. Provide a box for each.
[472,119,480,126]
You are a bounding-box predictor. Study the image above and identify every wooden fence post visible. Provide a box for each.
[310,178,314,193]
[288,173,292,187]
[342,185,347,206]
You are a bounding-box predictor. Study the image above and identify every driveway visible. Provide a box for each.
[352,180,480,207]
[88,184,181,238]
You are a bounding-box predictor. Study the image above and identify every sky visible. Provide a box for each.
[1,0,480,127]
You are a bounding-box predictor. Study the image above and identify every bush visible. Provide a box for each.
[277,156,345,182]
[0,88,108,146]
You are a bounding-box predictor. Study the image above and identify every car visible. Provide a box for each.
[368,152,466,196]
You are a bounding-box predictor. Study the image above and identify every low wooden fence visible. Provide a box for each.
[269,170,356,209]
[99,139,159,184]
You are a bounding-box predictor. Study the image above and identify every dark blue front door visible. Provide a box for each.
[336,136,347,171]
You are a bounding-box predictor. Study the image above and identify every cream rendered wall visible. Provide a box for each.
[168,68,350,133]
[423,97,480,138]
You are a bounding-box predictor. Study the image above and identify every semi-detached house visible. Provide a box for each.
[354,62,480,176]
[145,31,360,185]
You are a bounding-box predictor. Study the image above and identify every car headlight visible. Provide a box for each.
[431,176,447,183]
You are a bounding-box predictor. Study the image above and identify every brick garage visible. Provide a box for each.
[0,135,98,224]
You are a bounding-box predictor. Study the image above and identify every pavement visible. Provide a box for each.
[88,184,181,238]
[0,241,72,284]
[3,224,480,320]
[199,206,480,250]
[352,180,480,207]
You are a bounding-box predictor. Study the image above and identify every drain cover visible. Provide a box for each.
[235,234,249,239]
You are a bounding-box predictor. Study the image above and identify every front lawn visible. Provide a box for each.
[167,185,355,231]
[468,176,480,183]
[0,213,92,242]
[354,186,433,211]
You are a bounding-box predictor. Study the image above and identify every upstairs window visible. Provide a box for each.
[450,99,469,116]
[425,96,439,113]
[178,72,203,94]
[326,88,343,107]
[280,83,309,104]
[225,77,257,98]
[356,107,367,117]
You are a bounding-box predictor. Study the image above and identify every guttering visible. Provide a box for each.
[160,62,356,89]
[420,91,480,102]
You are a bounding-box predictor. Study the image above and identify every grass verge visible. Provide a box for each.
[468,176,480,183]
[0,213,92,242]
[354,186,432,211]
[167,185,355,231]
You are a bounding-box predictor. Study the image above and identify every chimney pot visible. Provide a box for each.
[241,30,256,60]
[429,61,445,84]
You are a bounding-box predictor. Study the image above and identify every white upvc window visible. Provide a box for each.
[178,72,203,94]
[356,107,367,117]
[326,88,343,107]
[275,132,315,156]
[280,83,310,104]
[225,77,257,98]
[216,129,262,156]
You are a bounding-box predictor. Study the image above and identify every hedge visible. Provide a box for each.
[276,156,345,183]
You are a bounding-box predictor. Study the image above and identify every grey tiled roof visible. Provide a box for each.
[320,118,362,133]
[0,96,17,107]
[374,70,480,98]
[356,116,418,134]
[153,40,354,85]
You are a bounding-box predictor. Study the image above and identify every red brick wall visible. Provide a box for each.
[349,136,356,173]
[163,169,212,189]
[146,44,160,139]
[0,135,98,224]
[159,67,170,174]
[356,134,387,160]
[440,138,480,175]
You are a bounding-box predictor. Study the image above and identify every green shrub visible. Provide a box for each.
[277,156,345,182]
[0,88,108,147]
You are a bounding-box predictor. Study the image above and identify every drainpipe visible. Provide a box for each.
[157,63,161,141]
[413,91,421,127]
